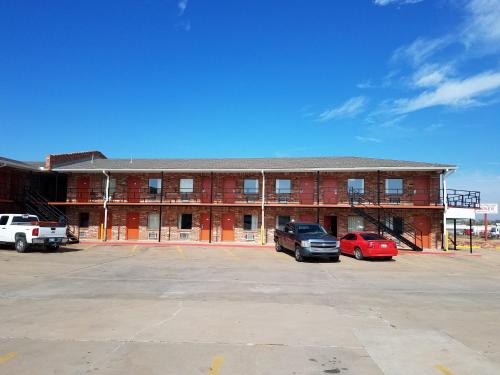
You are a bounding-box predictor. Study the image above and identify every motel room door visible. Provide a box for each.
[323,216,338,237]
[77,176,90,202]
[414,215,431,249]
[221,213,235,241]
[127,176,141,203]
[223,177,236,204]
[126,212,140,240]
[99,211,113,240]
[322,177,339,204]
[201,176,212,203]
[300,177,315,205]
[200,212,210,241]
[413,176,430,206]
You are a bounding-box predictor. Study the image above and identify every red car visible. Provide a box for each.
[340,232,398,260]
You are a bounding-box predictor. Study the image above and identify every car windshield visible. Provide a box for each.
[360,233,386,241]
[296,224,327,234]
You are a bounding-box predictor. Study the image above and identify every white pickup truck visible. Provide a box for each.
[0,214,68,253]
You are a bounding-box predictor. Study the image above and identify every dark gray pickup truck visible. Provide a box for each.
[274,222,340,262]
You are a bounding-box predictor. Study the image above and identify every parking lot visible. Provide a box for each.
[0,244,499,374]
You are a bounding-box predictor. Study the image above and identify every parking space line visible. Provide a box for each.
[0,352,17,365]
[207,356,224,375]
[176,246,187,259]
[224,248,239,260]
[434,364,454,375]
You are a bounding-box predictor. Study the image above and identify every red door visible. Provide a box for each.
[223,177,236,204]
[414,215,431,248]
[414,177,430,205]
[299,214,315,222]
[201,176,212,203]
[200,212,210,240]
[322,177,338,204]
[221,213,235,241]
[128,176,141,203]
[126,212,140,240]
[99,211,113,240]
[300,177,315,205]
[77,176,90,202]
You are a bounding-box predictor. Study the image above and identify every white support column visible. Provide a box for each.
[442,169,455,251]
[103,170,110,242]
[261,170,266,245]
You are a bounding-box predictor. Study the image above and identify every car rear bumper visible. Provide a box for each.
[32,237,68,245]
[364,248,398,257]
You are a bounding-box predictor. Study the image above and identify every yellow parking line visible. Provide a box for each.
[435,364,454,375]
[224,248,239,260]
[176,246,186,259]
[207,356,224,375]
[0,352,17,365]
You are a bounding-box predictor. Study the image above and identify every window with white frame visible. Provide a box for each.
[243,214,258,231]
[178,213,193,229]
[347,216,365,232]
[385,178,403,195]
[244,179,259,194]
[276,215,291,230]
[276,179,291,194]
[149,178,162,195]
[348,179,364,194]
[180,178,194,193]
[147,213,160,230]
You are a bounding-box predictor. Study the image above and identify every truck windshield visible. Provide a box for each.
[11,216,38,225]
[296,224,326,234]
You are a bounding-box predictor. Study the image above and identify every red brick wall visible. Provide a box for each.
[45,151,106,170]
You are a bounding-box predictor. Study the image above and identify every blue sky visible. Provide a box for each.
[1,0,499,213]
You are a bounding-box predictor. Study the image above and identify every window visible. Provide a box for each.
[276,215,291,230]
[0,216,8,225]
[348,179,364,194]
[12,215,38,224]
[385,216,404,235]
[147,213,160,230]
[179,213,192,229]
[244,179,259,194]
[361,233,386,240]
[79,213,90,228]
[347,216,364,232]
[243,214,258,230]
[344,233,357,240]
[276,179,291,194]
[385,179,403,195]
[149,179,162,195]
[180,179,194,193]
[102,178,116,196]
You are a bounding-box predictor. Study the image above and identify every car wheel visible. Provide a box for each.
[354,247,364,260]
[330,256,340,262]
[295,245,304,262]
[384,256,392,260]
[15,237,28,253]
[275,241,282,252]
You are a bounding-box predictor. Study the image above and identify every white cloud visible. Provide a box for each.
[463,0,500,51]
[355,136,382,143]
[374,0,423,5]
[318,96,367,122]
[357,80,375,89]
[178,0,188,16]
[392,71,500,114]
[412,63,454,88]
[424,123,444,132]
[392,37,451,67]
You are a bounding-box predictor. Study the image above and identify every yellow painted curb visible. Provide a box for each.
[208,356,224,375]
[0,352,17,365]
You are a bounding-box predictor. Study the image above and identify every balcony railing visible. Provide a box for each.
[63,186,479,208]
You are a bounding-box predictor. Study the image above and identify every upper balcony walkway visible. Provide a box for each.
[48,187,480,209]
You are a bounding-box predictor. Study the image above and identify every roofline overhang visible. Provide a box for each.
[52,166,458,173]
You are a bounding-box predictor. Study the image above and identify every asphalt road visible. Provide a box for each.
[0,244,499,375]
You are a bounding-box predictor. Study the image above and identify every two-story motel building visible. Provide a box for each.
[0,151,481,250]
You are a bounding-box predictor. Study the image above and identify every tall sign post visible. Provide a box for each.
[475,204,498,241]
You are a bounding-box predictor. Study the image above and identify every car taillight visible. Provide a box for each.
[368,241,374,248]
[32,228,39,236]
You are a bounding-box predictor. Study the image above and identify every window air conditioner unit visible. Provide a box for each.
[245,233,255,241]
[180,232,190,240]
[148,231,158,240]
[79,231,87,238]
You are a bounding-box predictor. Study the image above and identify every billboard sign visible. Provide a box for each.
[475,203,498,215]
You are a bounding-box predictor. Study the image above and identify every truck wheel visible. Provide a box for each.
[15,237,28,253]
[46,244,60,251]
[354,247,364,260]
[275,241,282,252]
[295,245,304,262]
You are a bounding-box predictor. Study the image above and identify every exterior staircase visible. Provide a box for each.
[23,188,79,244]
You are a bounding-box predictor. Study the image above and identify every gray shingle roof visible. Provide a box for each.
[0,156,43,171]
[52,156,456,172]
